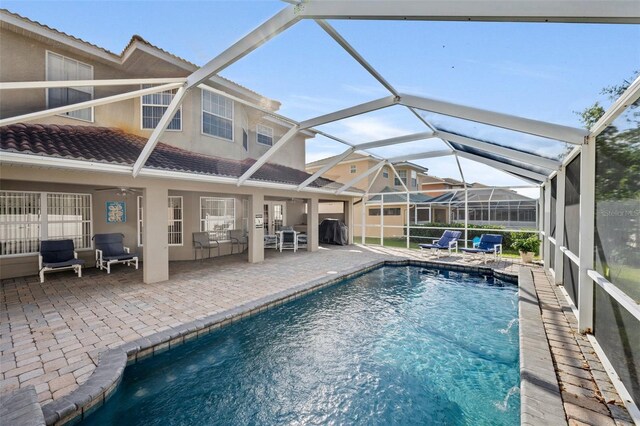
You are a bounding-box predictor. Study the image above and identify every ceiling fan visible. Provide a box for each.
[95,187,141,197]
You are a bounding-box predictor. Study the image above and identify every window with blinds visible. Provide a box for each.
[141,84,181,130]
[0,191,92,256]
[202,90,234,140]
[46,51,93,121]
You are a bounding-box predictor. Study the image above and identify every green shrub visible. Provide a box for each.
[510,232,541,254]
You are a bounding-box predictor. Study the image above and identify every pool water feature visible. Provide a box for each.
[80,266,520,425]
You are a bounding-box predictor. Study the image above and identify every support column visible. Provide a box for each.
[143,187,169,284]
[307,197,319,252]
[361,198,366,244]
[578,140,595,333]
[538,186,544,258]
[543,181,552,273]
[345,199,354,245]
[248,193,264,264]
[554,166,566,284]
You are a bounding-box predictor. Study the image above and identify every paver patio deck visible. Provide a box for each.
[0,244,631,426]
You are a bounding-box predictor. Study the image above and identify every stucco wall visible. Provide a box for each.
[0,27,306,170]
[0,165,355,279]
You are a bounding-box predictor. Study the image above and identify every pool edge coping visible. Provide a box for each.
[518,267,567,425]
[33,258,522,425]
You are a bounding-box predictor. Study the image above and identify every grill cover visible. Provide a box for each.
[319,219,349,245]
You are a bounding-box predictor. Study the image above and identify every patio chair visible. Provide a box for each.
[279,229,298,252]
[193,232,220,261]
[94,233,138,273]
[264,234,279,249]
[39,239,85,283]
[229,230,248,254]
[297,232,308,250]
[418,230,462,258]
[460,234,503,263]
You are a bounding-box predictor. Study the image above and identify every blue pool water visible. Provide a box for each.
[81,266,520,425]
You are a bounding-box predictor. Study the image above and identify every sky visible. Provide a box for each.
[3,0,639,197]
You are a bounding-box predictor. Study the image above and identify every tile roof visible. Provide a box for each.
[367,186,433,204]
[0,123,338,189]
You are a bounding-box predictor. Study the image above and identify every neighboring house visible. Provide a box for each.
[0,10,358,282]
[306,153,430,238]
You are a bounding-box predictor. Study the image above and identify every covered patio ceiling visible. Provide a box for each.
[1,0,639,194]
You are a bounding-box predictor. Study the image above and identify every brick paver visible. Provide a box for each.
[2,244,627,426]
[531,269,634,426]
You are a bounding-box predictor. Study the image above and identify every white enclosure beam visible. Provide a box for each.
[543,180,552,272]
[135,6,300,177]
[554,165,566,285]
[0,77,186,90]
[297,1,640,24]
[456,151,548,182]
[336,160,387,194]
[401,93,588,145]
[355,131,436,151]
[502,170,543,186]
[437,130,561,170]
[388,163,409,193]
[387,149,453,163]
[186,6,300,88]
[315,19,398,96]
[299,96,397,129]
[590,74,640,137]
[237,125,301,186]
[297,147,356,191]
[578,139,596,333]
[0,82,184,127]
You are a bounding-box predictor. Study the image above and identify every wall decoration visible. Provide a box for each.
[106,201,126,223]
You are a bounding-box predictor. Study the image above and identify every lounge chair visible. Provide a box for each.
[460,234,503,263]
[193,232,220,260]
[94,233,139,273]
[39,239,85,283]
[279,229,298,252]
[229,230,248,254]
[418,230,462,257]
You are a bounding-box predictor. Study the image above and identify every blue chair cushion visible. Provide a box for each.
[94,233,128,257]
[40,239,76,263]
[477,234,503,250]
[42,258,85,268]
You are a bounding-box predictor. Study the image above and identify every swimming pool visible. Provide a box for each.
[80,266,520,425]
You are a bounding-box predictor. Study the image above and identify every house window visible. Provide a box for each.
[256,124,274,146]
[382,167,389,178]
[202,90,233,140]
[369,207,401,216]
[168,196,183,246]
[136,196,184,246]
[46,51,93,121]
[394,170,407,186]
[350,165,357,174]
[243,130,248,151]
[200,197,235,241]
[141,85,181,130]
[411,170,418,188]
[0,191,92,257]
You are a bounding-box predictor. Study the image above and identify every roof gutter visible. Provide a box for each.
[0,152,363,197]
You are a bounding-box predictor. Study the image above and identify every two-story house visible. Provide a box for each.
[305,152,431,238]
[0,9,359,282]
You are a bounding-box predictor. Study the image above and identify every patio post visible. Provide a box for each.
[307,197,319,252]
[578,140,595,333]
[248,193,264,263]
[142,186,169,283]
[345,199,354,244]
[543,181,552,274]
[554,166,566,284]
